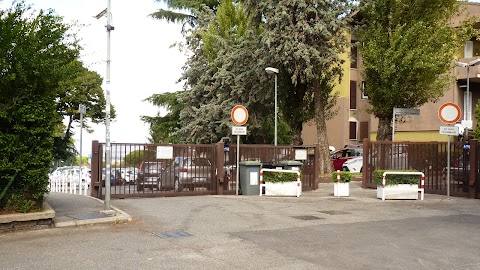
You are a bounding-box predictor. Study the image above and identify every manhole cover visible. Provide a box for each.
[291,215,324,221]
[67,213,109,220]
[317,210,350,215]
[154,230,192,239]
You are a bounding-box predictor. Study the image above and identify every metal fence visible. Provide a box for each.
[362,139,480,198]
[90,141,319,199]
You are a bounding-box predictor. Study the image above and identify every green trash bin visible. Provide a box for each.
[278,160,303,171]
[239,161,262,195]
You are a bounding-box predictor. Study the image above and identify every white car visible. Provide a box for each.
[342,156,363,173]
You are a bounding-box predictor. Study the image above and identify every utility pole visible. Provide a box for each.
[104,0,114,210]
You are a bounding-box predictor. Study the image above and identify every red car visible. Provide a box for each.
[331,147,363,171]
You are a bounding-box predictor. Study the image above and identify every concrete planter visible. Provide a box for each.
[264,181,301,197]
[377,184,419,200]
[334,182,349,197]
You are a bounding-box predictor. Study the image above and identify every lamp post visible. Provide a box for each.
[456,59,480,138]
[78,104,86,195]
[265,67,279,146]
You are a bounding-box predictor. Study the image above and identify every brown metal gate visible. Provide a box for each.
[90,141,319,199]
[362,139,480,199]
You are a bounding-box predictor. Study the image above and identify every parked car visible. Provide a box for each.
[331,146,363,171]
[160,157,213,192]
[136,161,166,191]
[342,156,363,173]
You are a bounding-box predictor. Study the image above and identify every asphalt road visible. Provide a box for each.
[1,182,480,270]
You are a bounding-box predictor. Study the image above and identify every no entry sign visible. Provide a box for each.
[231,105,248,125]
[438,103,461,124]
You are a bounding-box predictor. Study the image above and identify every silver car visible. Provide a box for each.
[160,157,213,191]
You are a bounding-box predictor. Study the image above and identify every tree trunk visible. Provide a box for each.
[377,116,393,141]
[314,79,333,174]
[291,122,303,145]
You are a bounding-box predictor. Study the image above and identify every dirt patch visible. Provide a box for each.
[0,210,17,215]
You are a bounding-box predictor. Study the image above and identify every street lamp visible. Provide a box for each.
[265,67,279,146]
[456,58,480,138]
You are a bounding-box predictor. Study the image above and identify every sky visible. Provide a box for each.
[1,0,187,157]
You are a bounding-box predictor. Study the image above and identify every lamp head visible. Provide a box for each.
[265,67,279,74]
[468,58,480,66]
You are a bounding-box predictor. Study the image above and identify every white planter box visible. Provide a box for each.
[263,181,301,197]
[334,182,349,197]
[377,184,419,200]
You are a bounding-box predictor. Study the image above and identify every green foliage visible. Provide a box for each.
[146,1,348,150]
[151,0,220,25]
[142,92,183,143]
[373,170,420,186]
[263,170,300,183]
[356,0,473,140]
[5,193,38,213]
[0,2,79,211]
[474,102,480,140]
[123,150,157,168]
[331,171,352,183]
[53,59,115,161]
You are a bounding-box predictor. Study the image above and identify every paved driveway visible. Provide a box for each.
[1,182,479,270]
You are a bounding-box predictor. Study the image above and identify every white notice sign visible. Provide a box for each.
[250,171,258,185]
[295,149,308,160]
[232,126,247,135]
[156,146,174,159]
[439,126,459,136]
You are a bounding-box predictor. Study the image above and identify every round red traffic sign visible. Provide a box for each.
[231,105,248,125]
[438,102,461,124]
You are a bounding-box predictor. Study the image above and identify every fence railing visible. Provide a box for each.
[90,141,319,199]
[362,139,480,199]
[48,169,90,196]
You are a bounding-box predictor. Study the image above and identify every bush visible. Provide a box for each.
[373,170,420,186]
[331,171,352,183]
[263,170,300,183]
[5,193,39,213]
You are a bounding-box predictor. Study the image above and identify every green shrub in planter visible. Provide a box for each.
[373,170,420,186]
[331,171,352,183]
[263,170,301,183]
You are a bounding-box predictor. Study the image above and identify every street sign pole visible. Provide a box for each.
[447,135,451,199]
[231,106,248,196]
[438,103,461,200]
[236,134,240,196]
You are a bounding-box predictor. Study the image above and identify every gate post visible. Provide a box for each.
[91,140,100,197]
[362,138,370,189]
[469,139,477,198]
[216,141,225,195]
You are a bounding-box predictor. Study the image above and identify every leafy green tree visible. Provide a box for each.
[53,59,116,161]
[151,0,220,26]
[0,2,79,211]
[141,92,184,143]
[243,0,353,173]
[123,149,157,168]
[356,0,472,140]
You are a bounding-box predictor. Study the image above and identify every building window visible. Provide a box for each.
[361,81,368,99]
[465,41,473,58]
[360,122,369,140]
[351,42,358,69]
[349,121,357,140]
[350,81,357,109]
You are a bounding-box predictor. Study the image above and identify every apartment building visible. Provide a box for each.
[302,2,480,149]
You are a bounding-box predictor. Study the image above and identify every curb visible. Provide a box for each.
[0,203,55,224]
[53,195,132,228]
